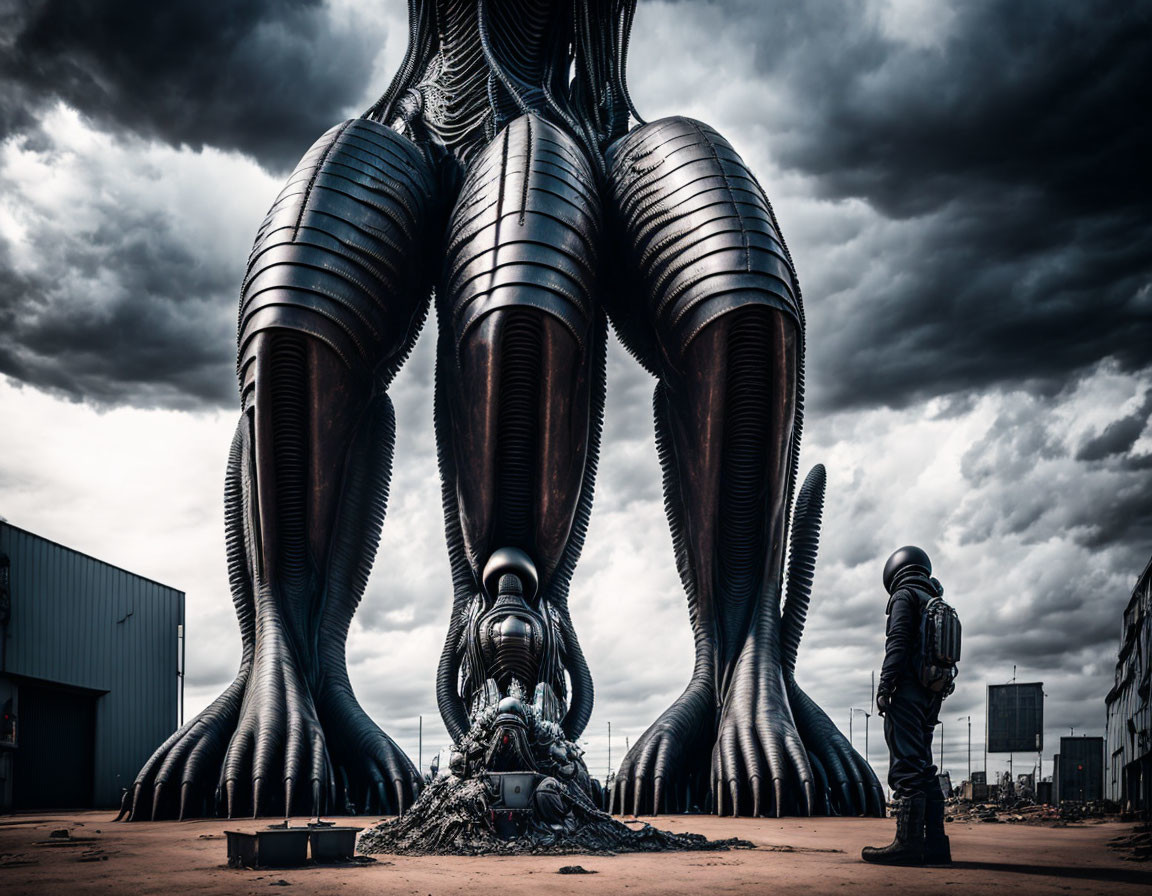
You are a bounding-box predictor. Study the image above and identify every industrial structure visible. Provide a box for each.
[0,521,184,810]
[1053,736,1104,804]
[1106,554,1151,814]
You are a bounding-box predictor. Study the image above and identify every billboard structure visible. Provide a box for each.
[987,682,1044,753]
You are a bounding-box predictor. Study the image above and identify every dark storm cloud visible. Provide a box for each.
[1075,393,1152,461]
[0,116,256,408]
[0,222,237,408]
[2,0,381,171]
[704,0,1152,412]
[0,0,392,408]
[955,376,1152,561]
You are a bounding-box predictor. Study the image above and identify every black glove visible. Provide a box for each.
[876,689,892,716]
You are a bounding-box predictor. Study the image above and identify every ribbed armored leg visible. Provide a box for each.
[125,119,442,819]
[605,116,879,817]
[434,114,603,745]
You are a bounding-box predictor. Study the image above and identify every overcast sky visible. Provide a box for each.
[1,0,1149,792]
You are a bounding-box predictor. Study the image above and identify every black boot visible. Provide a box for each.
[861,795,925,865]
[923,789,952,865]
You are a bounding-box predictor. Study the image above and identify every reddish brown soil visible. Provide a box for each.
[1,811,1148,895]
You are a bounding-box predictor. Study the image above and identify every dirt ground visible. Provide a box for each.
[2,811,1149,896]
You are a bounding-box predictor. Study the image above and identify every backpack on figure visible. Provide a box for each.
[919,587,961,695]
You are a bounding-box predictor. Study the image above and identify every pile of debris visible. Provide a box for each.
[357,774,753,857]
[358,696,752,857]
[945,798,1115,825]
[1108,824,1152,862]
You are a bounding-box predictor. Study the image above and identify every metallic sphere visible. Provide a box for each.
[482,547,539,601]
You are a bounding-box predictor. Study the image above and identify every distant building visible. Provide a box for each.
[0,522,184,811]
[1105,554,1151,813]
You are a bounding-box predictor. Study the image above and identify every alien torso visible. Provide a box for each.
[392,0,568,157]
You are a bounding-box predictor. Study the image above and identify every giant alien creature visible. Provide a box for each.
[125,0,883,822]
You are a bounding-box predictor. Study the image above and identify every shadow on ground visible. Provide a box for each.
[951,860,1152,886]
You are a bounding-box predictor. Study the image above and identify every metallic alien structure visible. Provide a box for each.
[125,0,883,822]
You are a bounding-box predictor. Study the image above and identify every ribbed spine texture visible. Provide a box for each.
[780,464,826,680]
[496,312,541,549]
[716,310,774,668]
[268,335,312,658]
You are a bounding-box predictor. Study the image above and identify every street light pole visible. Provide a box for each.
[851,708,872,764]
[958,715,971,782]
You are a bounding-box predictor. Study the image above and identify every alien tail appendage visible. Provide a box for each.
[782,465,886,817]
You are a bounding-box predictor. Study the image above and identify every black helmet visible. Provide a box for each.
[883,545,932,593]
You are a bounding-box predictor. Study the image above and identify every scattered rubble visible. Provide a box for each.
[945,798,1118,825]
[1108,825,1152,862]
[360,696,756,857]
[358,774,754,857]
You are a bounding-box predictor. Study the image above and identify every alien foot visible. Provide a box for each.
[317,676,421,816]
[119,666,250,821]
[712,635,814,817]
[610,678,715,816]
[788,680,885,816]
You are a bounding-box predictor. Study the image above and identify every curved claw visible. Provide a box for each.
[178,782,192,821]
[225,779,238,819]
[314,680,419,817]
[611,678,715,816]
[128,783,144,822]
[711,667,814,817]
[150,781,165,822]
[284,778,297,819]
[252,777,265,819]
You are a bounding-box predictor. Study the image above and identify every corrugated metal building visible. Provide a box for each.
[1105,554,1151,813]
[0,521,184,810]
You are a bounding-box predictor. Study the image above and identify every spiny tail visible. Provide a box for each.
[781,464,827,680]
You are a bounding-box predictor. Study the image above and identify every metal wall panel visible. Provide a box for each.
[0,522,184,807]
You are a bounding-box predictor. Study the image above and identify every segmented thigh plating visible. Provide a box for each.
[238,119,440,403]
[441,113,601,354]
[606,116,802,365]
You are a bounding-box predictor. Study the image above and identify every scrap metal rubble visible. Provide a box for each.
[945,798,1117,825]
[358,697,752,857]
[357,774,753,856]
